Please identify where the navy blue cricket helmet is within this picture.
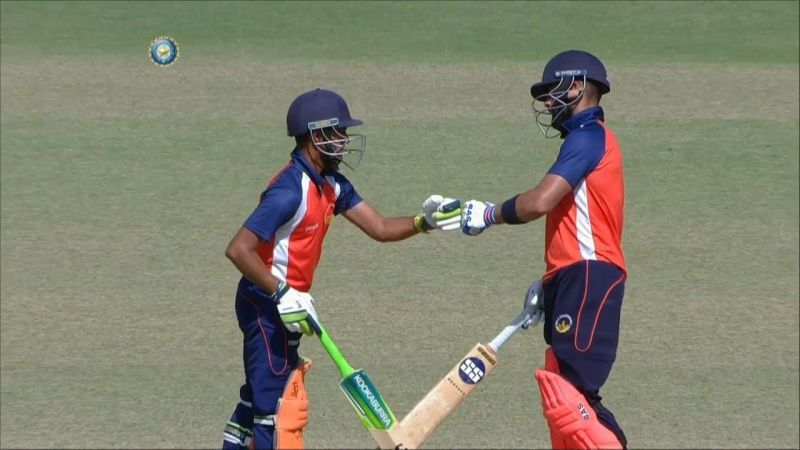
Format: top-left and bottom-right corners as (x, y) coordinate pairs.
(286, 88), (363, 137)
(530, 50), (610, 99)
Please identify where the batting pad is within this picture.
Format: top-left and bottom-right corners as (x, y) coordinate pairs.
(535, 369), (623, 450)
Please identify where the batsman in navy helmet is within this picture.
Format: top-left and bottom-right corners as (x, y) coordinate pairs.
(220, 88), (462, 449)
(460, 50), (628, 449)
(531, 49), (611, 138)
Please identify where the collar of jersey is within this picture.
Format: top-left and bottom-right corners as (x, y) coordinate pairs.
(291, 149), (326, 188)
(561, 106), (605, 135)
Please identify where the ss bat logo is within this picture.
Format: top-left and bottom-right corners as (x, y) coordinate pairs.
(458, 357), (486, 384)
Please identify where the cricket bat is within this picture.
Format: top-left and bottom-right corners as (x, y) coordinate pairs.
(314, 321), (409, 449)
(396, 308), (533, 448)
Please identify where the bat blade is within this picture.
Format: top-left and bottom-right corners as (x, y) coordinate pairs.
(399, 343), (498, 448)
(396, 309), (531, 448)
(339, 368), (398, 431)
(339, 369), (412, 448)
(315, 322), (409, 448)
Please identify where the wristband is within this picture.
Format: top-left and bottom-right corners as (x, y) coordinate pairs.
(501, 194), (523, 224)
(271, 280), (289, 303)
(413, 213), (432, 233)
(484, 204), (497, 226)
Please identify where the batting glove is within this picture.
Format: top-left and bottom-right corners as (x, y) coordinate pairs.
(414, 195), (462, 232)
(461, 199), (496, 236)
(273, 281), (320, 336)
(521, 279), (544, 330)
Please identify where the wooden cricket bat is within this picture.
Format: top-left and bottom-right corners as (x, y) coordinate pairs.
(395, 309), (533, 448)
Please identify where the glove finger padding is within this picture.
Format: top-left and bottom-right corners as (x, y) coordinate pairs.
(460, 200), (494, 236)
(434, 211), (462, 231)
(422, 195), (445, 215)
(439, 220), (462, 231)
(420, 195), (462, 232)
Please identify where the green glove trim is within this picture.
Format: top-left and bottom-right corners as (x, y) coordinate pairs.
(434, 208), (461, 221)
(280, 311), (307, 323)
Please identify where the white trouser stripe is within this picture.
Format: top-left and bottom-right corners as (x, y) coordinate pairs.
(254, 415), (275, 426)
(223, 433), (249, 446)
(239, 399), (252, 408)
(222, 434), (240, 444)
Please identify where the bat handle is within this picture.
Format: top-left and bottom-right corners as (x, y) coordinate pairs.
(487, 310), (531, 352)
(315, 323), (356, 377)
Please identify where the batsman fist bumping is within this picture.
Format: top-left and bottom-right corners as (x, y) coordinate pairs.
(460, 50), (627, 449)
(221, 88), (461, 450)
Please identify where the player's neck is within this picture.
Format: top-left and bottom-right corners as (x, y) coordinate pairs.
(571, 97), (599, 116)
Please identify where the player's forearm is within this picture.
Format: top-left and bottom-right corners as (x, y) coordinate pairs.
(369, 216), (419, 242)
(225, 247), (281, 295)
(491, 192), (547, 224)
(492, 176), (570, 224)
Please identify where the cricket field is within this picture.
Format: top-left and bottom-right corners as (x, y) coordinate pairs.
(1, 1), (798, 448)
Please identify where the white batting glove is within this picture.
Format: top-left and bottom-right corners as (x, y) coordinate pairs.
(521, 279), (544, 330)
(460, 199), (496, 236)
(273, 282), (320, 336)
(414, 195), (462, 232)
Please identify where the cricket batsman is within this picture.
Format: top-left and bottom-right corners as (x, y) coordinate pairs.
(221, 88), (460, 449)
(460, 50), (628, 449)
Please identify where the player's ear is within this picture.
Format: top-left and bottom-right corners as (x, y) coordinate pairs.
(311, 129), (324, 145)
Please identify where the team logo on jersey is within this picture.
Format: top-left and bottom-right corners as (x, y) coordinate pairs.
(148, 36), (180, 67)
(458, 357), (486, 384)
(325, 205), (335, 225)
(555, 314), (573, 333)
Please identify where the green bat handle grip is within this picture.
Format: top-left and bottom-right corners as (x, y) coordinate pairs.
(315, 322), (355, 377)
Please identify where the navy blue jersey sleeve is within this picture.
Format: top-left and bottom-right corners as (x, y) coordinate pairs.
(330, 173), (363, 214)
(547, 128), (606, 187)
(243, 184), (301, 241)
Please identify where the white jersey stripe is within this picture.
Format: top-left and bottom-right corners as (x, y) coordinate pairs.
(271, 174), (310, 281)
(574, 179), (597, 260)
(325, 175), (341, 200)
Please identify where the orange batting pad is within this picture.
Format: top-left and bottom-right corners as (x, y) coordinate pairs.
(535, 369), (622, 449)
(541, 348), (568, 449)
(275, 358), (312, 450)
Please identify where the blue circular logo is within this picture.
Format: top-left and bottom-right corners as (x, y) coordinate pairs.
(148, 36), (179, 67)
(458, 357), (486, 385)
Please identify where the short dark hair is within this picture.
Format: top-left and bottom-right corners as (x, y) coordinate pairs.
(295, 132), (311, 147)
(585, 80), (603, 102)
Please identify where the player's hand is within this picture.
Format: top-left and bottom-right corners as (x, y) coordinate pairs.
(521, 279), (544, 329)
(273, 282), (320, 336)
(414, 195), (462, 232)
(460, 199), (496, 236)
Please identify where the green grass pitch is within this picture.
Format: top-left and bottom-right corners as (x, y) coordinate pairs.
(1, 1), (798, 448)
